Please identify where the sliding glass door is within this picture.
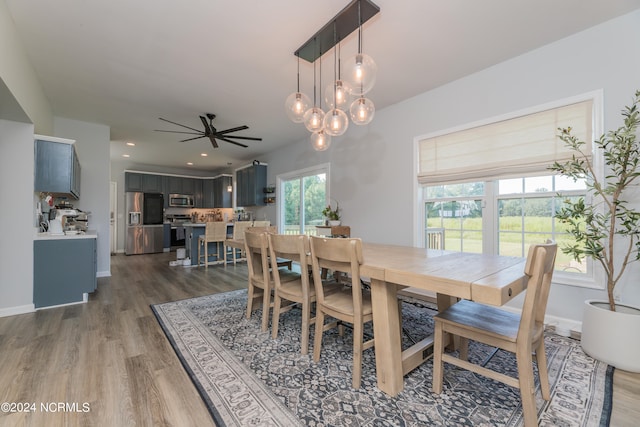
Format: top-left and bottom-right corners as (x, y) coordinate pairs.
(279, 165), (329, 235)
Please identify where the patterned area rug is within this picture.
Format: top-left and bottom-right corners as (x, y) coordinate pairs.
(151, 289), (613, 427)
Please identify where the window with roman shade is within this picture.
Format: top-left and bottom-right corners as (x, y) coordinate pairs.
(418, 100), (593, 185)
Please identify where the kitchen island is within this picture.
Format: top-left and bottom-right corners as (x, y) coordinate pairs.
(33, 230), (98, 308)
(183, 223), (233, 265)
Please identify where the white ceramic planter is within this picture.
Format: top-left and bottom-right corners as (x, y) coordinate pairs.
(581, 299), (640, 372)
(328, 220), (341, 226)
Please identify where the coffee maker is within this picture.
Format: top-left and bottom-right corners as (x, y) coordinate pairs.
(48, 208), (79, 234)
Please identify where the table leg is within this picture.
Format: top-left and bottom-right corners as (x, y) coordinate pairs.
(370, 278), (404, 396)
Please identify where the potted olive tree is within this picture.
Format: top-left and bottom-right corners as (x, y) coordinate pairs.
(550, 90), (640, 372)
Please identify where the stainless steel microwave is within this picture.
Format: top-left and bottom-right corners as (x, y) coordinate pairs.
(169, 194), (194, 207)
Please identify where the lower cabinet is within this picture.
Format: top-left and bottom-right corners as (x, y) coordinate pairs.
(34, 237), (97, 308)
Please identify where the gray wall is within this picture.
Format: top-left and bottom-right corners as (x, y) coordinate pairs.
(54, 117), (111, 276)
(260, 10), (640, 323)
(0, 118), (35, 315)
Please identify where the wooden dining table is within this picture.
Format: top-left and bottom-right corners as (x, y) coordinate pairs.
(359, 242), (528, 396)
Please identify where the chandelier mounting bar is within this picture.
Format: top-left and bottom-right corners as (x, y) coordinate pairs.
(295, 0), (380, 63)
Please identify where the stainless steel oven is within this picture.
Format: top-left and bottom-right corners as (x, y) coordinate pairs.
(169, 193), (194, 207)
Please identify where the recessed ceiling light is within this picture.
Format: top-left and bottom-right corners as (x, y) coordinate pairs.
(126, 142), (135, 146)
(122, 154), (130, 158)
(187, 162), (193, 166)
(201, 153), (208, 157)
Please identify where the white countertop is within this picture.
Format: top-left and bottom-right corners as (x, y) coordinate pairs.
(183, 222), (234, 227)
(34, 230), (98, 240)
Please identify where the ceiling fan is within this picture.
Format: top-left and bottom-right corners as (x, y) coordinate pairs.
(155, 113), (262, 148)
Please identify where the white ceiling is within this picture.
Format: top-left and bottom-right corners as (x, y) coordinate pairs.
(6, 0), (640, 172)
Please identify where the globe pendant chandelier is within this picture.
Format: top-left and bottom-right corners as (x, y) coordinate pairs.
(284, 0), (380, 151)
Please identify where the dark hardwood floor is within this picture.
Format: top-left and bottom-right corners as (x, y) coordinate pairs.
(0, 251), (637, 426)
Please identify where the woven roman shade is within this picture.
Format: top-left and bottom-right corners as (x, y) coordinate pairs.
(418, 100), (593, 185)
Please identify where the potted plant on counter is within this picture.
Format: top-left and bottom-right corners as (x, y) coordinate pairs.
(322, 201), (341, 226)
(550, 90), (640, 372)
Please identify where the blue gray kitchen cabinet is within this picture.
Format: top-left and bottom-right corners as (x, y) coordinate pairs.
(215, 175), (233, 208)
(142, 174), (163, 193)
(34, 136), (81, 199)
(125, 172), (164, 193)
(236, 164), (266, 206)
(125, 172), (143, 192)
(33, 237), (97, 308)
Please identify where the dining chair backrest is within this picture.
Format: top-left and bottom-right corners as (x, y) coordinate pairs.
(518, 240), (558, 343)
(246, 226), (277, 235)
(268, 233), (309, 266)
(244, 229), (270, 280)
(309, 236), (364, 307)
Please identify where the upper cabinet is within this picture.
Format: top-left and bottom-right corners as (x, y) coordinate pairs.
(236, 164), (266, 206)
(124, 171), (234, 208)
(34, 136), (81, 199)
(125, 172), (162, 193)
(201, 175), (232, 208)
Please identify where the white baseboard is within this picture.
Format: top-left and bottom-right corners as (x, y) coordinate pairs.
(35, 299), (86, 311)
(97, 270), (111, 278)
(0, 304), (35, 318)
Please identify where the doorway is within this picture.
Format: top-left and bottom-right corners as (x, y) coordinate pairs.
(110, 181), (117, 254)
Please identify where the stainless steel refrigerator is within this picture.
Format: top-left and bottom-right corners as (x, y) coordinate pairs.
(125, 192), (164, 255)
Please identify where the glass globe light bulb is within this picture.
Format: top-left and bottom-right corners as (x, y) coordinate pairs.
(323, 108), (349, 136)
(303, 107), (325, 133)
(311, 130), (332, 151)
(324, 80), (352, 111)
(285, 91), (311, 123)
(349, 97), (375, 125)
(344, 53), (377, 96)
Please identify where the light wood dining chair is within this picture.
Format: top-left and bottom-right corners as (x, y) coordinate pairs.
(432, 241), (557, 427)
(309, 236), (374, 389)
(244, 230), (298, 332)
(223, 221), (252, 266)
(268, 234), (323, 355)
(197, 222), (228, 268)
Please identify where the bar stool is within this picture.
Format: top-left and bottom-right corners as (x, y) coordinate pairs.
(198, 222), (227, 268)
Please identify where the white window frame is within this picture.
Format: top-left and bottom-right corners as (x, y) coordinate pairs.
(413, 91), (605, 290)
(276, 163), (330, 234)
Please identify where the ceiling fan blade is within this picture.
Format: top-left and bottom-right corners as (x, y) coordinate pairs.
(200, 116), (213, 135)
(221, 135), (262, 141)
(154, 129), (203, 135)
(217, 125), (249, 134)
(180, 135), (206, 142)
(158, 117), (202, 133)
(208, 135), (219, 148)
(217, 136), (248, 148)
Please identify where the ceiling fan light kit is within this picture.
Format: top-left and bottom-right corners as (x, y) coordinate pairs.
(285, 0), (380, 151)
(155, 113), (262, 150)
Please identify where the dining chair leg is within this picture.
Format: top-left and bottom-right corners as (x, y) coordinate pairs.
(459, 337), (469, 361)
(432, 322), (444, 394)
(352, 319), (364, 389)
(300, 301), (311, 355)
(246, 284), (257, 319)
(261, 286), (271, 332)
(516, 348), (538, 427)
(535, 341), (551, 401)
(313, 311), (325, 362)
(271, 293), (282, 340)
